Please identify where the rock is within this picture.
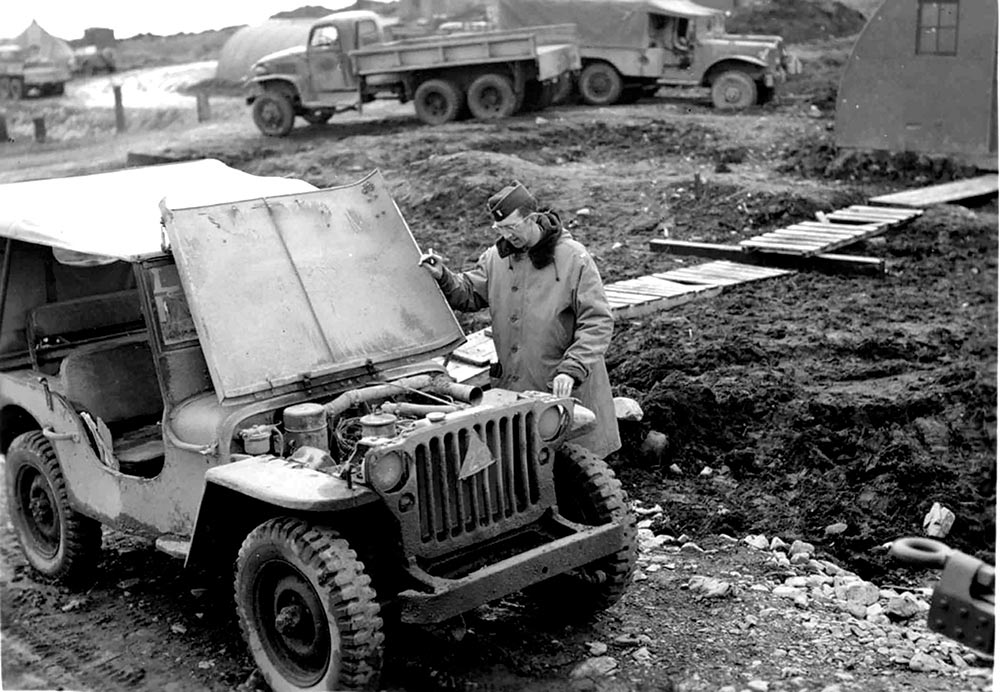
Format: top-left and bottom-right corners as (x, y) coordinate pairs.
(744, 534), (769, 550)
(908, 651), (944, 672)
(769, 537), (789, 552)
(718, 533), (738, 543)
(784, 576), (809, 588)
(640, 430), (668, 460)
(586, 641), (608, 656)
(668, 463), (683, 475)
(613, 397), (643, 422)
(637, 518), (654, 530)
(819, 559), (849, 576)
(949, 652), (969, 669)
(699, 465), (713, 476)
(819, 685), (842, 692)
(885, 593), (923, 621)
(677, 534), (690, 543)
(569, 656), (617, 678)
(807, 104), (822, 118)
(923, 502), (956, 538)
(632, 647), (653, 663)
(789, 540), (815, 558)
(189, 588), (209, 599)
(170, 623), (187, 634)
(790, 552), (811, 565)
(773, 585), (803, 600)
(680, 541), (705, 553)
(575, 208), (592, 217)
(60, 598), (86, 612)
(118, 578), (142, 590)
(865, 603), (884, 619)
(633, 503), (663, 516)
(747, 680), (769, 692)
(771, 552), (791, 568)
(842, 602), (868, 620)
(197, 660), (214, 669)
(688, 575), (732, 599)
(637, 528), (669, 551)
(534, 116), (549, 125)
(838, 581), (880, 606)
(824, 522), (848, 536)
(632, 571), (648, 582)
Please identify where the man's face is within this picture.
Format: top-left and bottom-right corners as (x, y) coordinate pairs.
(493, 209), (541, 249)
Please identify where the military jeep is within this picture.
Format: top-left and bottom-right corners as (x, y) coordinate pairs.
(0, 160), (637, 690)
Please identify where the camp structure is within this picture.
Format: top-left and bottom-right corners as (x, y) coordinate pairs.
(835, 0), (997, 170)
(13, 20), (75, 70)
(215, 19), (315, 83)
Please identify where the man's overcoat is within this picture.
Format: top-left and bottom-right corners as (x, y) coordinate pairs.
(437, 228), (620, 458)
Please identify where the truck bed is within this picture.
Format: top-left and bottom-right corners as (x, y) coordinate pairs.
(352, 23), (580, 81)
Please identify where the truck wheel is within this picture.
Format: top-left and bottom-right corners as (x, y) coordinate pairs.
(579, 63), (623, 106)
(5, 431), (102, 582)
(413, 79), (463, 125)
(531, 443), (638, 619)
(467, 73), (517, 120)
(235, 517), (384, 692)
(301, 109), (334, 125)
(253, 92), (296, 137)
(711, 70), (757, 110)
(9, 77), (24, 101)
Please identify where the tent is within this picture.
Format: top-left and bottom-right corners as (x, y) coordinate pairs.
(215, 19), (315, 83)
(15, 20), (74, 68)
(835, 0), (997, 170)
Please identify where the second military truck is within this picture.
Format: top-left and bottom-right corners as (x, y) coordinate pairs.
(246, 10), (580, 136)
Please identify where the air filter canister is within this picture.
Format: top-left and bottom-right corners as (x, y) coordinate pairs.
(360, 413), (398, 439)
(283, 403), (329, 452)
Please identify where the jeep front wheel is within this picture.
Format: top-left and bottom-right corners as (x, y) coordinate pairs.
(532, 443), (638, 619)
(6, 431), (102, 582)
(711, 70), (757, 110)
(253, 92), (296, 136)
(578, 62), (623, 106)
(235, 517), (384, 691)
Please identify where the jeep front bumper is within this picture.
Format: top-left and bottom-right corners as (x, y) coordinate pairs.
(397, 518), (624, 624)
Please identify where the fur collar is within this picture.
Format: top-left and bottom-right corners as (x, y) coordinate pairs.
(495, 209), (562, 268)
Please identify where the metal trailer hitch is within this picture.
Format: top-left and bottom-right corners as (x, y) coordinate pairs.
(891, 537), (995, 654)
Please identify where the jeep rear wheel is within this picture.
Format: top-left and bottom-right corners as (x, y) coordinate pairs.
(711, 69), (757, 110)
(413, 79), (463, 126)
(235, 517), (384, 691)
(579, 62), (623, 106)
(253, 91), (295, 137)
(6, 431), (102, 582)
(532, 443), (638, 618)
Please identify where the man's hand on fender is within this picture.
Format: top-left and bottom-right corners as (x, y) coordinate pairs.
(552, 373), (574, 397)
(418, 247), (445, 280)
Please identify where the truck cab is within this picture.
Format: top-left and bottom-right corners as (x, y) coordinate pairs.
(0, 160), (636, 691)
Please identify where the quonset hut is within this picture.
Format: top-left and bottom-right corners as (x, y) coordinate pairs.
(834, 0), (998, 169)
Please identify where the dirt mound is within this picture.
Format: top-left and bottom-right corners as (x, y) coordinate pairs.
(728, 0), (868, 44)
(611, 205), (997, 579)
(779, 131), (982, 184)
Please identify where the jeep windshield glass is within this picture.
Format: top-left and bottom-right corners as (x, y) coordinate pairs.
(163, 170), (466, 404)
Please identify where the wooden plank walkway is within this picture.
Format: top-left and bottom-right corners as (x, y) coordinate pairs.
(446, 260), (792, 384)
(739, 205), (922, 256)
(869, 174), (999, 208)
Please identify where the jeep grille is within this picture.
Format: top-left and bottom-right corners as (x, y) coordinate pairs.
(414, 412), (539, 546)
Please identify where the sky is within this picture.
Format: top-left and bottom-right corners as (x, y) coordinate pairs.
(6, 1), (365, 40)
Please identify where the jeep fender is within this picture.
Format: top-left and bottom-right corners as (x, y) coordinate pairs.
(245, 76), (303, 104)
(702, 57), (768, 86)
(185, 455), (378, 569)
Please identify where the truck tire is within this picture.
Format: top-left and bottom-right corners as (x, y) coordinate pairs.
(253, 91), (296, 137)
(711, 70), (757, 110)
(413, 79), (463, 125)
(9, 77), (23, 101)
(578, 63), (623, 106)
(235, 517), (384, 691)
(5, 431), (102, 583)
(466, 73), (518, 120)
(529, 443), (638, 619)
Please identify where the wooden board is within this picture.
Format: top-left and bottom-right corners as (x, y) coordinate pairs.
(649, 239), (885, 276)
(869, 175), (998, 207)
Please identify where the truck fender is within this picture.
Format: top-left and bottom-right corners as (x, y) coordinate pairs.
(703, 57), (767, 86)
(185, 455), (378, 570)
(245, 76), (302, 104)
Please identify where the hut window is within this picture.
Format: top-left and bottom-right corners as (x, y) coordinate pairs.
(916, 1), (959, 56)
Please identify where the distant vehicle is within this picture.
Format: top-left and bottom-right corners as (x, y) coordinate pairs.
(245, 9), (581, 136)
(0, 43), (71, 99)
(73, 45), (116, 76)
(498, 0), (799, 109)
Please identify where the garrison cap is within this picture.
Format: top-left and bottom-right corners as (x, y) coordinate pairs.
(487, 181), (537, 222)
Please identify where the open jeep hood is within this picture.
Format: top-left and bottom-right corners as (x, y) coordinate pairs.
(162, 170), (466, 404)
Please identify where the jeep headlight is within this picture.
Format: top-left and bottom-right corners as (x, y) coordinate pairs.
(366, 451), (407, 492)
(537, 404), (568, 441)
(253, 63), (270, 76)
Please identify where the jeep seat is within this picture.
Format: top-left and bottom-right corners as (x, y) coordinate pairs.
(58, 341), (162, 425)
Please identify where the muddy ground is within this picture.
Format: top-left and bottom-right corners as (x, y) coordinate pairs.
(0, 5), (996, 690)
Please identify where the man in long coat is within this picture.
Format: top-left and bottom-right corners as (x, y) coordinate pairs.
(419, 181), (620, 458)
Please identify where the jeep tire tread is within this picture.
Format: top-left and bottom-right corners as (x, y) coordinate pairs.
(253, 91), (296, 136)
(532, 443), (638, 618)
(578, 62), (623, 106)
(6, 431), (102, 582)
(710, 69), (757, 110)
(235, 517), (384, 691)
